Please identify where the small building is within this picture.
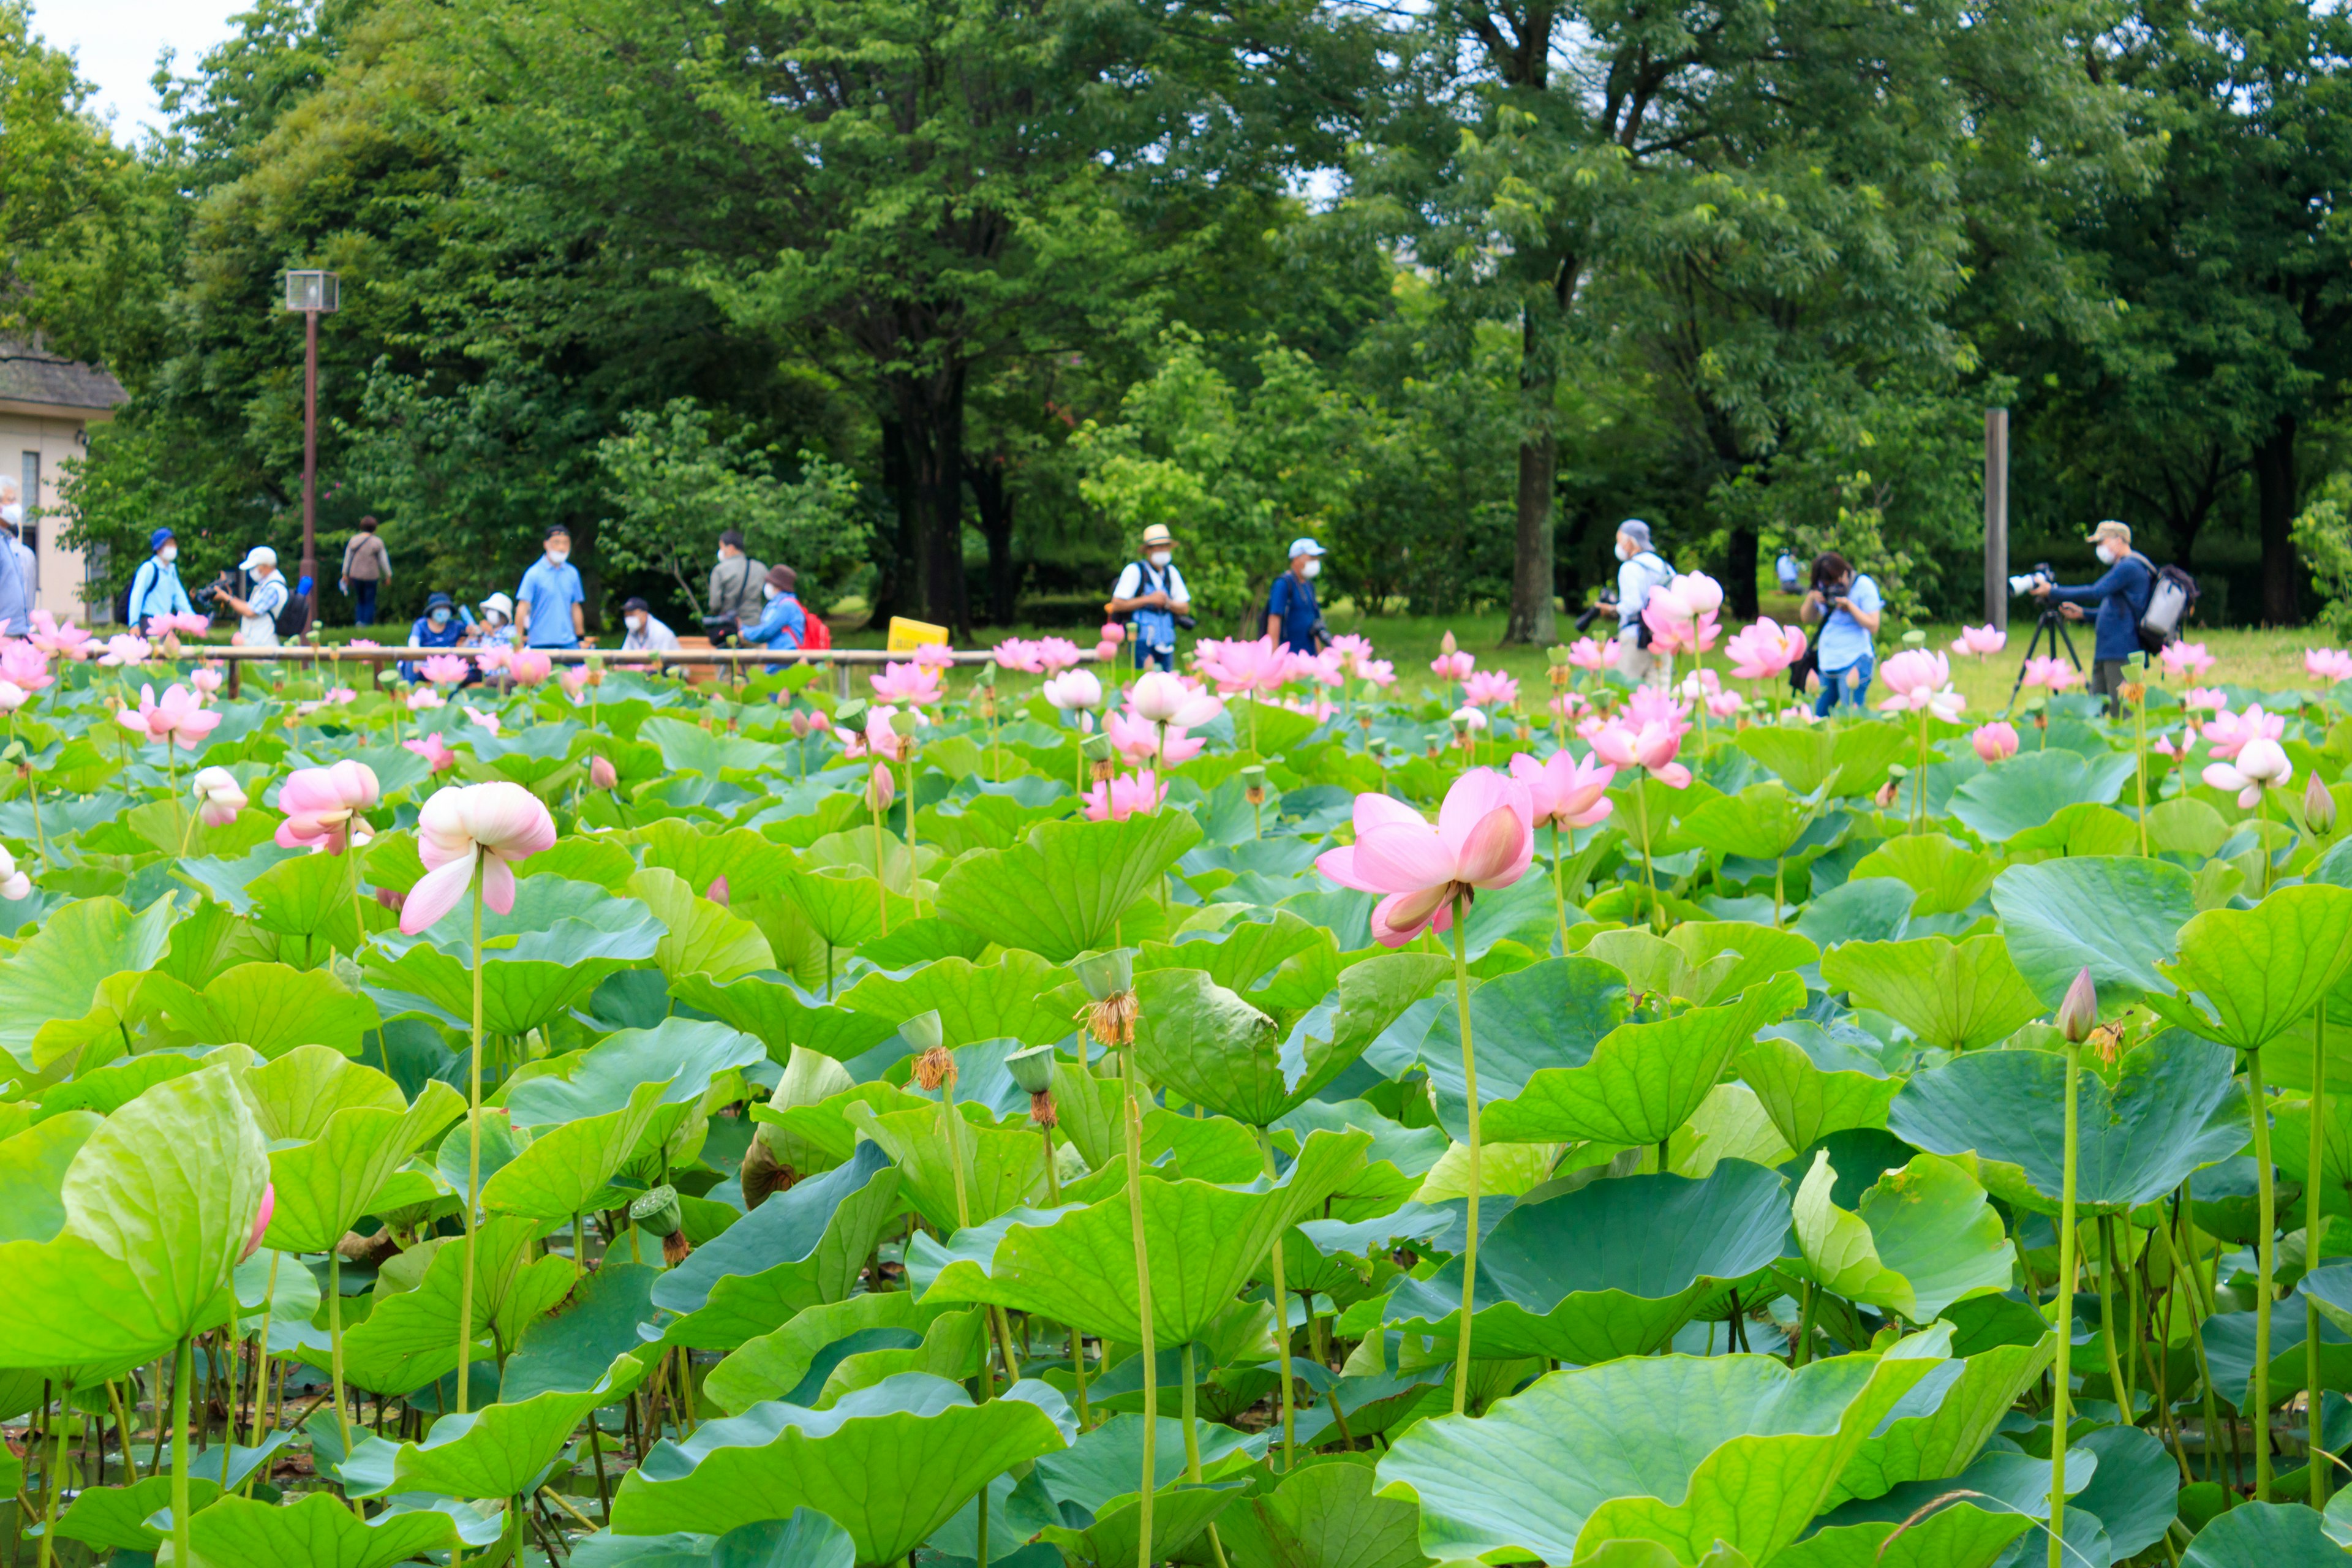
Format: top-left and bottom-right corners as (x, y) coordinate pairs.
(0, 336), (124, 624)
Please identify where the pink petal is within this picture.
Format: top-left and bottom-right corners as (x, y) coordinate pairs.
(480, 856), (518, 916)
(1371, 882), (1455, 947)
(1351, 822), (1459, 894)
(1352, 793), (1427, 838)
(400, 855), (475, 935)
(1455, 805), (1532, 887)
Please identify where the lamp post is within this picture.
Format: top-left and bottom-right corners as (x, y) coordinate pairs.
(284, 270), (339, 631)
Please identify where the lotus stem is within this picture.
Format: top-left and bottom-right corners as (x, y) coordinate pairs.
(1120, 1041), (1155, 1568)
(1913, 708), (1929, 835)
(872, 806), (891, 935)
(1256, 1126), (1297, 1471)
(902, 753), (920, 921)
(1633, 782), (1660, 934)
(1450, 896), (1480, 1416)
(2049, 1035), (2081, 1568)
(36, 1377), (70, 1568)
(171, 1337), (194, 1568)
(349, 832), (368, 959)
(2133, 696), (2149, 858)
(2095, 1218), (2129, 1416)
(457, 874), (485, 1419)
(329, 1250), (356, 1468)
(1548, 823), (1568, 955)
(2249, 1039), (2275, 1501)
(2315, 999), (2331, 1510)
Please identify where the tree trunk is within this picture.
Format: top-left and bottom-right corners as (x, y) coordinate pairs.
(1725, 526), (1758, 620)
(872, 417), (914, 624)
(888, 372), (973, 637)
(965, 453), (1020, 627)
(1505, 298), (1559, 646)
(2255, 413), (2301, 625)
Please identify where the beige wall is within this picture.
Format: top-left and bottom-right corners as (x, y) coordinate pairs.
(0, 407), (106, 623)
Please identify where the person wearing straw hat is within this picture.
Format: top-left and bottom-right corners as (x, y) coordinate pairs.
(2029, 519), (2155, 717)
(1108, 523), (1191, 671)
(220, 546), (288, 650)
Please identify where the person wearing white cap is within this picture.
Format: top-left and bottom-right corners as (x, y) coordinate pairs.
(0, 478), (26, 637)
(1611, 519), (1674, 689)
(1265, 537), (1327, 654)
(221, 546), (288, 650)
(1107, 522), (1191, 671)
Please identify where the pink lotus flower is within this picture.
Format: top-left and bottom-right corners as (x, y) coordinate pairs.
(590, 754), (619, 790)
(912, 643), (956, 672)
(1359, 658), (1396, 688)
(149, 611), (213, 638)
(1194, 637), (1294, 696)
(1509, 750), (1615, 829)
(1464, 669), (1520, 709)
(1430, 647), (1476, 682)
(1329, 633), (1375, 671)
(1043, 669), (1104, 720)
(28, 612), (92, 660)
(845, 705), (910, 761)
(1727, 619), (1808, 680)
(1588, 714), (1692, 790)
(464, 705), (502, 736)
(2202, 704), (2285, 761)
(1705, 690), (1743, 718)
(192, 765), (247, 827)
(241, 1185), (274, 1264)
(1641, 573), (1725, 657)
(866, 762), (895, 813)
(407, 686), (446, 712)
(509, 649), (553, 686)
(403, 732), (459, 774)
(1315, 769), (1534, 948)
(421, 654), (472, 686)
(1284, 694), (1337, 722)
(1034, 637), (1083, 673)
(2023, 657), (2081, 693)
(790, 708), (831, 738)
(2205, 737), (2293, 809)
(2153, 733), (2181, 758)
(1094, 639), (1121, 662)
(117, 683), (222, 745)
(992, 638), (1044, 674)
(559, 668), (589, 700)
(1549, 692), (1585, 720)
(0, 846), (28, 901)
(1566, 636), (1615, 672)
(1449, 706), (1490, 732)
(1084, 769), (1167, 821)
(475, 644), (513, 674)
(1971, 722), (2019, 763)
(190, 668), (223, 695)
(1129, 671), (1222, 728)
(0, 681), (23, 713)
(871, 660), (945, 706)
(2160, 641), (2214, 680)
(1099, 622), (1125, 644)
(401, 781), (559, 933)
(275, 761), (382, 854)
(1302, 649), (1348, 688)
(2185, 687), (2227, 712)
(1950, 624), (2007, 658)
(2309, 649), (2352, 685)
(0, 643), (51, 690)
(1106, 709), (1163, 768)
(1625, 687), (1693, 738)
(1876, 649), (1966, 722)
(348, 639), (383, 652)
(98, 633), (151, 668)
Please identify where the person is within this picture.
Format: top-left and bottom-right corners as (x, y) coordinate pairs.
(341, 516), (391, 626)
(127, 528), (195, 628)
(1107, 523), (1192, 672)
(0, 480), (24, 637)
(1775, 550), (1802, 594)
(220, 546), (288, 650)
(1265, 538), (1327, 655)
(470, 592), (520, 652)
(516, 524), (586, 649)
(0, 478), (31, 605)
(619, 595), (681, 653)
(2031, 519), (2155, 717)
(399, 591), (471, 681)
(1611, 519), (1675, 689)
(709, 529), (769, 628)
(1800, 551), (1882, 715)
(744, 564), (806, 673)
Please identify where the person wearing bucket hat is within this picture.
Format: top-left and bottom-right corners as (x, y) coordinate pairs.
(127, 527), (196, 631)
(2029, 519), (2155, 715)
(744, 563), (807, 672)
(220, 546), (288, 650)
(1107, 522), (1192, 671)
(400, 590), (471, 682)
(1265, 537), (1327, 654)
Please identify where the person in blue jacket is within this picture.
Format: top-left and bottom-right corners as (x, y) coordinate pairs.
(127, 529), (197, 629)
(2029, 519), (2154, 717)
(744, 564), (806, 673)
(1265, 538), (1326, 654)
(399, 592), (472, 682)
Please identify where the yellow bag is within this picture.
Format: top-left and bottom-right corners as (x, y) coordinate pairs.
(886, 617), (951, 652)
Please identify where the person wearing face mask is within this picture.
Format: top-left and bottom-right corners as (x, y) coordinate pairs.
(399, 591), (471, 682)
(470, 592), (518, 650)
(1799, 551), (1882, 715)
(1107, 524), (1192, 672)
(0, 479), (24, 638)
(618, 595), (681, 654)
(744, 564), (807, 673)
(127, 528), (196, 630)
(516, 524), (587, 649)
(2029, 519), (2155, 716)
(1265, 538), (1327, 654)
(708, 530), (769, 629)
(339, 516), (391, 626)
(1611, 519), (1676, 690)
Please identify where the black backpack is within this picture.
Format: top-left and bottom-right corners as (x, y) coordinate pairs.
(2133, 555), (2197, 656)
(273, 587), (312, 639)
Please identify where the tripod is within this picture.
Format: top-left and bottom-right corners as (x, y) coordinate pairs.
(2004, 606), (2084, 710)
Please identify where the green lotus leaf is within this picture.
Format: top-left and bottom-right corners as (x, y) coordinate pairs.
(482, 1079), (672, 1221)
(246, 848), (364, 954)
(810, 1305), (990, 1406)
(1847, 834), (1997, 917)
(908, 1128), (1371, 1343)
(609, 1371), (1075, 1559)
(1948, 747), (2135, 842)
(258, 1052), (466, 1253)
(364, 914), (663, 1036)
(2210, 1282), (2352, 1411)
(1477, 974), (1806, 1147)
(2150, 884), (2352, 1052)
(1402, 957), (1626, 1136)
(1825, 1336), (2052, 1506)
(1819, 934), (2043, 1053)
(1033, 1411), (1268, 1515)
(375, 1350), (649, 1498)
(1138, 908), (1343, 1013)
(1583, 922), (1822, 1008)
(2272, 1093), (2352, 1218)
(638, 819), (797, 900)
(648, 1141), (903, 1349)
(672, 971), (906, 1063)
(30, 1052), (198, 1121)
(1888, 1030), (2247, 1212)
(839, 951), (1076, 1046)
(1792, 1150), (2014, 1324)
(1373, 1338), (1947, 1564)
(178, 1490), (463, 1567)
(1989, 857), (2196, 1005)
(1780, 1448), (2065, 1568)
(334, 1218), (573, 1393)
(1569, 1544), (1754, 1568)
(842, 1099), (1046, 1232)
(774, 864), (917, 951)
(54, 1475), (223, 1553)
(1381, 1161), (1790, 1363)
(2181, 1500), (2346, 1566)
(1676, 782), (1833, 863)
(1139, 952), (1449, 1129)
(138, 959), (380, 1058)
(0, 894), (175, 1071)
(704, 1291), (952, 1415)
(2068, 1423), (2180, 1559)
(504, 1017), (765, 1126)
(503, 1259), (660, 1404)
(1218, 1456), (1434, 1568)
(936, 810), (1203, 962)
(1735, 1025), (1901, 1153)
(1039, 1481), (1247, 1568)
(0, 1111), (102, 1243)
(641, 714), (786, 776)
(1794, 877), (1917, 949)
(755, 1082), (934, 1175)
(630, 866), (777, 982)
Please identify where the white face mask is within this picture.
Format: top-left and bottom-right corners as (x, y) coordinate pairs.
(1148, 551), (1172, 568)
(1302, 559), (1321, 579)
(1615, 541), (1632, 562)
(160, 545), (178, 564)
(627, 614), (646, 632)
(717, 549), (731, 564)
(547, 546), (569, 565)
(763, 583), (779, 601)
(2095, 543), (2116, 564)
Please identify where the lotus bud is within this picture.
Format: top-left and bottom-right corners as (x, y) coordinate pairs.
(902, 1008), (947, 1059)
(706, 875), (730, 907)
(1006, 1043), (1057, 1095)
(241, 1185), (276, 1264)
(1440, 630), (1457, 657)
(1240, 764), (1267, 807)
(2309, 772), (2337, 837)
(590, 754), (619, 791)
(740, 1133), (792, 1210)
(630, 1184), (690, 1265)
(866, 762), (894, 814)
(2057, 968), (2097, 1044)
(790, 710), (812, 740)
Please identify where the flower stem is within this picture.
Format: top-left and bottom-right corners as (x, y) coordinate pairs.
(1450, 897), (1480, 1416)
(2134, 698), (2150, 858)
(1549, 822), (1568, 955)
(1256, 1126), (1297, 1471)
(1632, 782), (1660, 934)
(2315, 1000), (2332, 1510)
(330, 1250), (355, 1466)
(902, 753), (921, 921)
(2049, 1036), (2081, 1568)
(872, 805), (891, 936)
(37, 1377), (70, 1568)
(456, 873), (484, 1419)
(1120, 1041), (1156, 1568)
(2250, 1040), (2275, 1501)
(171, 1337), (194, 1568)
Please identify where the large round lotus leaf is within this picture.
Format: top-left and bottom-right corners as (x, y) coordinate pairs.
(908, 1129), (1370, 1343)
(1735, 1025), (1901, 1153)
(265, 1077), (466, 1253)
(364, 921), (662, 1036)
(177, 1490), (462, 1568)
(1782, 1446), (2075, 1568)
(672, 972), (906, 1063)
(1137, 908), (1340, 1014)
(1818, 934), (2044, 1053)
(1824, 1336), (2054, 1507)
(1793, 876), (1917, 949)
(1848, 834), (1997, 917)
(2199, 1284), (2352, 1412)
(842, 1099), (1047, 1232)
(1372, 1341), (1945, 1564)
(1989, 857), (2196, 1006)
(2181, 1500), (2345, 1566)
(1411, 956), (1626, 1137)
(609, 1372), (1074, 1560)
(2152, 884), (2352, 1052)
(1886, 1031), (2247, 1213)
(2068, 1423), (2180, 1559)
(380, 1351), (649, 1499)
(1676, 784), (1832, 863)
(0, 894), (175, 1072)
(1583, 921), (1820, 1008)
(627, 866), (777, 982)
(503, 1017), (765, 1126)
(138, 959), (382, 1059)
(330, 1216), (572, 1395)
(935, 811), (1202, 962)
(1948, 748), (2135, 843)
(1039, 1482), (1249, 1568)
(1791, 1150), (2013, 1325)
(839, 951), (1075, 1047)
(1216, 1457), (1433, 1568)
(1379, 1160), (1791, 1363)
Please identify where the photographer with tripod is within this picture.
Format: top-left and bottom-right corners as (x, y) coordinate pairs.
(2026, 520), (2152, 718)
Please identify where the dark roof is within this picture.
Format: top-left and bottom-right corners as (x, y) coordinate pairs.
(0, 339), (126, 412)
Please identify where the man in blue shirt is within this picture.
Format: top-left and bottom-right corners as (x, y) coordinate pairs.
(745, 563), (807, 673)
(516, 524), (586, 649)
(127, 529), (196, 629)
(2030, 519), (2154, 717)
(1265, 538), (1325, 654)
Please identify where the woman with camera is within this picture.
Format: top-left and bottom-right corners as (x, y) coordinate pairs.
(1799, 552), (1882, 716)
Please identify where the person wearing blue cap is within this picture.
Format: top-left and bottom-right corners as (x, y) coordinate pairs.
(127, 528), (195, 631)
(1265, 537), (1327, 655)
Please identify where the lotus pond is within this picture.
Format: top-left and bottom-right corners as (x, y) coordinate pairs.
(7, 616), (2352, 1568)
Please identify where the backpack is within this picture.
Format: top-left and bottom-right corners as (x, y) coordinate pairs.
(1626, 551), (1674, 649)
(114, 571), (138, 628)
(2135, 556), (2196, 656)
(273, 587), (311, 640)
(800, 605), (831, 651)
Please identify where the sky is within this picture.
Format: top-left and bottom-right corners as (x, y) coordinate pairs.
(39, 0), (246, 140)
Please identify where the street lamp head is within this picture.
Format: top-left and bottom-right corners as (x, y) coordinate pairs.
(284, 270), (340, 314)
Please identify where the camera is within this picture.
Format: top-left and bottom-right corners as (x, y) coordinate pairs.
(1572, 587), (1619, 635)
(2008, 564), (2055, 597)
(699, 613), (741, 646)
